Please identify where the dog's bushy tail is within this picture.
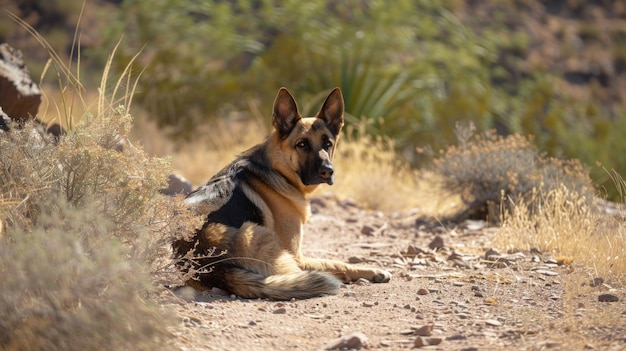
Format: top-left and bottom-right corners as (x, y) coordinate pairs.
(222, 268), (341, 300)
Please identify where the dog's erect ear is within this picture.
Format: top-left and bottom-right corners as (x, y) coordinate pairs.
(272, 87), (301, 137)
(316, 87), (344, 136)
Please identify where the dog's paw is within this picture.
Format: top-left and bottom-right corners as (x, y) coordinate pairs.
(372, 269), (392, 283)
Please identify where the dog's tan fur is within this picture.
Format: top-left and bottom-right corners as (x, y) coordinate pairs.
(173, 87), (391, 300)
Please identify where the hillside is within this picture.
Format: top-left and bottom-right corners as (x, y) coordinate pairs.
(454, 0), (626, 114)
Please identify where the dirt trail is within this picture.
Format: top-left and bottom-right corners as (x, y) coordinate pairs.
(163, 196), (625, 351)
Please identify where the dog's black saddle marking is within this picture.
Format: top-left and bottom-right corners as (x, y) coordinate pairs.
(185, 160), (264, 227)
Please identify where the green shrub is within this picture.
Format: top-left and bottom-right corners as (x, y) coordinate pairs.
(96, 1), (471, 141)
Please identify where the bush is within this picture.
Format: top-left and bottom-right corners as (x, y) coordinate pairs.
(0, 199), (168, 351)
(0, 111), (199, 350)
(431, 124), (595, 221)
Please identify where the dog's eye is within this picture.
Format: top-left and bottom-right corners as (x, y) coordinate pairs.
(296, 140), (308, 149)
(323, 140), (333, 149)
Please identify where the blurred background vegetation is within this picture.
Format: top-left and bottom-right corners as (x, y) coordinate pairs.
(2, 0), (626, 200)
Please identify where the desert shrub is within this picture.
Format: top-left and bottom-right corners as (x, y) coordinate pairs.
(0, 28), (201, 346)
(431, 124), (595, 221)
(0, 109), (201, 349)
(0, 199), (169, 351)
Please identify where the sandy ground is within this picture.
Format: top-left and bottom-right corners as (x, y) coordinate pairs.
(160, 196), (625, 351)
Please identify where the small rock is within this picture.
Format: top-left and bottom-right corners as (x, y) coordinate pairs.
(324, 332), (368, 350)
(414, 337), (442, 347)
(484, 248), (501, 260)
(413, 325), (433, 336)
(446, 334), (467, 341)
(427, 338), (443, 346)
(417, 288), (429, 295)
(361, 225), (376, 236)
(471, 285), (484, 297)
(429, 236), (444, 250)
(413, 337), (426, 347)
(273, 308), (287, 314)
(485, 319), (502, 327)
(598, 294), (619, 302)
(589, 277), (604, 287)
(348, 256), (365, 263)
(464, 219), (486, 231)
(362, 301), (376, 307)
(406, 244), (425, 255)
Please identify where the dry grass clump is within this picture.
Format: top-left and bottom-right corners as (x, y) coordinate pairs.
(431, 124), (595, 221)
(496, 184), (626, 284)
(317, 125), (423, 212)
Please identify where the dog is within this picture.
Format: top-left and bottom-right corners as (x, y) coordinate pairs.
(173, 87), (392, 300)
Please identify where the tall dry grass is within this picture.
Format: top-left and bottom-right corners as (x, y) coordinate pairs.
(496, 183), (626, 284)
(323, 124), (444, 212)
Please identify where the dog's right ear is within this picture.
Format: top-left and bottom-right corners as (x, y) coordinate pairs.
(272, 87), (301, 137)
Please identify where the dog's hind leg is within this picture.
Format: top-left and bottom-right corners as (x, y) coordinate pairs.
(298, 257), (392, 283)
(213, 223), (341, 300)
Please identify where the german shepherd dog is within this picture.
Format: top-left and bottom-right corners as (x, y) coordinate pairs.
(173, 87), (391, 300)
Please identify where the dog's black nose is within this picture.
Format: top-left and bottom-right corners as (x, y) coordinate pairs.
(319, 164), (334, 179)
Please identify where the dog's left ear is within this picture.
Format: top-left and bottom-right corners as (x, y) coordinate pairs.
(273, 87), (301, 137)
(316, 87), (344, 136)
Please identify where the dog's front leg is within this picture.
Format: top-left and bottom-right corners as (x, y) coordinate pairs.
(298, 256), (391, 283)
